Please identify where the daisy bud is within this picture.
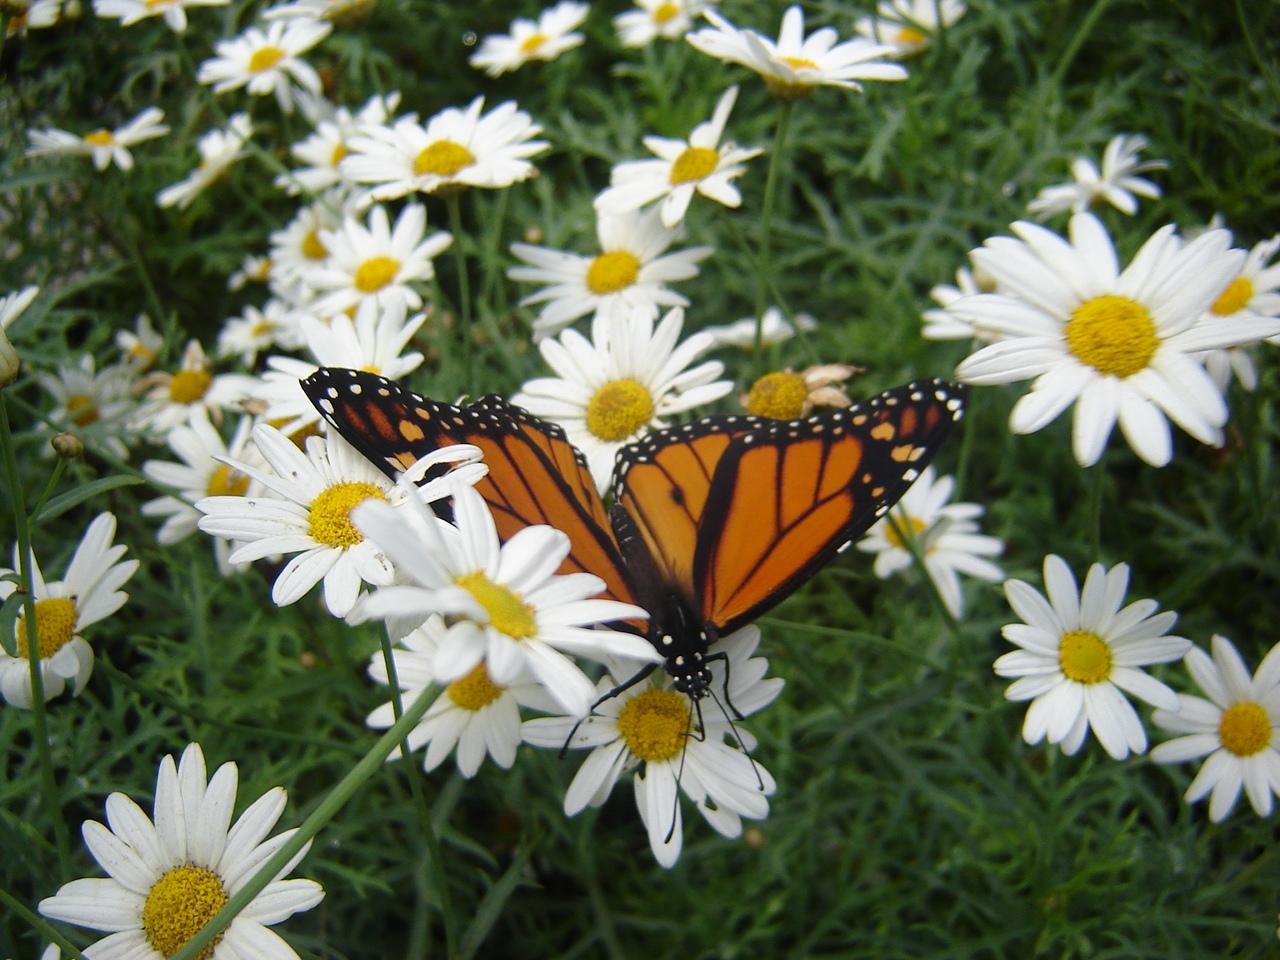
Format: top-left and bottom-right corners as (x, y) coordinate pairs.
(51, 432), (84, 459)
(0, 328), (18, 388)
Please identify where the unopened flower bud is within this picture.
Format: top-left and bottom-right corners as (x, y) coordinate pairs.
(0, 329), (18, 388)
(51, 432), (84, 459)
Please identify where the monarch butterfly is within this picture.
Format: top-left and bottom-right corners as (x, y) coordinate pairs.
(302, 368), (966, 701)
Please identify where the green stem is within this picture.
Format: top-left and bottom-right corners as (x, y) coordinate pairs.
(754, 101), (795, 369)
(886, 510), (963, 645)
(447, 192), (474, 386)
(1085, 454), (1106, 558)
(0, 885), (86, 960)
(1050, 0), (1114, 86)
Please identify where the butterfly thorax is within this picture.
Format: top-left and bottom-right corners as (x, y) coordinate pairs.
(647, 590), (716, 699)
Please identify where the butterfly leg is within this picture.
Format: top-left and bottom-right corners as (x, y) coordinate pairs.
(703, 650), (745, 721)
(558, 661), (660, 758)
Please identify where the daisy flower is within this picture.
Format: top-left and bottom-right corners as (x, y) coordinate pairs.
(263, 0), (375, 23)
(275, 92), (400, 196)
(855, 466), (1003, 618)
(741, 362), (858, 419)
(0, 285), (38, 386)
(197, 425), (484, 617)
(993, 554), (1189, 760)
(267, 194), (346, 298)
(700, 305), (816, 349)
(1199, 234), (1280, 391)
(306, 203), (452, 325)
(468, 0), (589, 77)
(115, 313), (165, 370)
(366, 614), (559, 777)
(38, 743), (324, 960)
(686, 5), (907, 100)
(35, 355), (136, 460)
(350, 482), (659, 717)
(615, 0), (711, 47)
(217, 299), (302, 366)
(0, 513), (137, 708)
(93, 0), (228, 32)
(156, 113), (252, 210)
(952, 212), (1280, 467)
(594, 85), (762, 228)
(132, 339), (255, 437)
(522, 626), (782, 868)
(921, 264), (1001, 341)
(1027, 133), (1167, 219)
(26, 106), (169, 172)
(341, 97), (549, 202)
(197, 20), (331, 115)
(852, 0), (966, 59)
(512, 306), (732, 492)
(1152, 635), (1280, 821)
(508, 207), (713, 339)
(228, 253), (274, 291)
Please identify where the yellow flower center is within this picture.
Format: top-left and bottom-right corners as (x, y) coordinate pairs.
(883, 513), (927, 550)
(141, 865), (228, 960)
(15, 597), (78, 659)
(585, 378), (654, 442)
(84, 129), (115, 147)
(1210, 276), (1253, 317)
(66, 394), (99, 427)
(329, 142), (348, 168)
(413, 139), (476, 178)
(456, 571), (537, 639)
(446, 662), (506, 711)
(248, 46), (286, 73)
(129, 342), (157, 364)
(763, 59), (819, 101)
(745, 371), (808, 419)
(169, 370), (212, 404)
(519, 32), (548, 55)
(616, 688), (690, 762)
(669, 145), (720, 185)
(1218, 701), (1272, 757)
(206, 463), (249, 497)
(1058, 630), (1112, 684)
(653, 2), (679, 24)
(780, 55), (818, 70)
(353, 256), (401, 294)
(1064, 294), (1158, 378)
(585, 250), (640, 295)
(302, 228), (328, 260)
(144, 0), (174, 8)
(894, 26), (927, 46)
(307, 482), (386, 547)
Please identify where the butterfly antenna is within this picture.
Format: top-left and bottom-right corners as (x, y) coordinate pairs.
(559, 662), (659, 759)
(707, 685), (766, 792)
(664, 700), (695, 844)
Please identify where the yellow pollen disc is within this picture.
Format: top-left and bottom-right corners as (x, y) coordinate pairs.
(780, 55), (818, 70)
(895, 26), (927, 45)
(456, 571), (537, 639)
(446, 662), (506, 711)
(301, 228), (328, 260)
(745, 371), (808, 420)
(1064, 294), (1158, 378)
(519, 32), (548, 55)
(669, 145), (720, 185)
(144, 0), (174, 7)
(653, 2), (679, 24)
(883, 513), (927, 550)
(16, 597), (78, 659)
(169, 369), (212, 404)
(66, 394), (99, 427)
(585, 250), (640, 295)
(413, 139), (476, 177)
(353, 256), (401, 294)
(1058, 630), (1112, 684)
(1210, 276), (1253, 316)
(617, 688), (690, 762)
(129, 342), (157, 362)
(84, 129), (115, 147)
(141, 865), (228, 960)
(307, 482), (386, 548)
(249, 319), (275, 337)
(330, 142), (349, 167)
(585, 378), (654, 442)
(206, 463), (249, 497)
(1218, 701), (1272, 757)
(248, 45), (286, 73)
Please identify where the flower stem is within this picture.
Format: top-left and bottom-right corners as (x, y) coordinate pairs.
(886, 511), (963, 644)
(0, 884), (86, 960)
(447, 192), (473, 386)
(754, 100), (795, 369)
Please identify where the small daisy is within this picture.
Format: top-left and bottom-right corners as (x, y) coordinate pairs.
(35, 355), (136, 460)
(1152, 635), (1280, 821)
(275, 92), (400, 195)
(366, 614), (559, 777)
(595, 85), (762, 228)
(93, 0), (228, 32)
(350, 483), (659, 717)
(701, 305), (816, 349)
(228, 253), (274, 290)
(741, 362), (858, 419)
(132, 339), (254, 437)
(921, 264), (1001, 341)
(993, 554), (1189, 760)
(615, 0), (710, 47)
(686, 5), (907, 100)
(522, 626), (782, 868)
(197, 425), (484, 617)
(38, 742), (324, 959)
(341, 97), (549, 202)
(306, 203), (452, 325)
(855, 466), (1003, 618)
(469, 0), (589, 77)
(0, 513), (137, 708)
(263, 0), (375, 23)
(217, 299), (302, 366)
(853, 0), (966, 59)
(0, 285), (38, 386)
(197, 20), (331, 115)
(1199, 234), (1280, 391)
(115, 313), (165, 370)
(512, 306), (732, 492)
(26, 106), (169, 172)
(267, 194), (346, 298)
(953, 213), (1280, 467)
(508, 207), (713, 339)
(156, 113), (252, 210)
(1027, 134), (1167, 219)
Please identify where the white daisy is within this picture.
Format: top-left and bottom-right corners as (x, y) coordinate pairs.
(741, 363), (858, 419)
(522, 625), (782, 868)
(594, 85), (762, 227)
(366, 614), (559, 777)
(1152, 635), (1280, 822)
(38, 743), (324, 960)
(93, 0), (228, 32)
(0, 285), (38, 386)
(921, 264), (1003, 341)
(115, 313), (165, 370)
(26, 106), (169, 172)
(197, 19), (331, 114)
(852, 0), (966, 59)
(341, 96), (549, 202)
(306, 203), (452, 325)
(511, 306), (732, 492)
(700, 305), (816, 349)
(228, 253), (274, 291)
(350, 483), (659, 717)
(855, 466), (1003, 618)
(508, 207), (713, 339)
(267, 194), (346, 299)
(275, 91), (401, 195)
(217, 298), (302, 367)
(263, 0), (375, 23)
(993, 554), (1190, 760)
(35, 354), (136, 460)
(614, 0), (710, 47)
(197, 425), (484, 617)
(132, 339), (255, 437)
(468, 0), (589, 77)
(1027, 133), (1167, 219)
(686, 5), (907, 100)
(1199, 234), (1280, 391)
(0, 513), (137, 708)
(953, 213), (1280, 467)
(156, 113), (252, 210)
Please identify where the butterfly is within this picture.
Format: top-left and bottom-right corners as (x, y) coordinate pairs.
(302, 368), (966, 703)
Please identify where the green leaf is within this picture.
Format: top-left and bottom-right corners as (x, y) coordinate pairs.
(32, 475), (145, 523)
(457, 846), (533, 960)
(0, 588), (25, 658)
